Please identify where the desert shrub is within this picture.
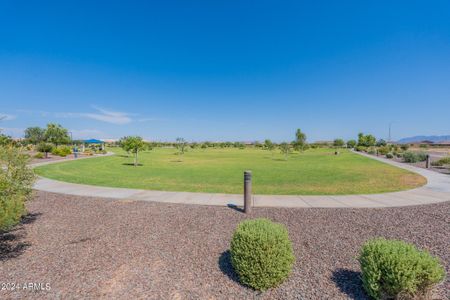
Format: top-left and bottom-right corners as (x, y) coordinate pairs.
(368, 149), (376, 155)
(386, 153), (394, 159)
(403, 151), (427, 163)
(230, 218), (295, 291)
(51, 145), (72, 157)
(0, 146), (35, 230)
(396, 153), (403, 158)
(400, 144), (410, 151)
(378, 146), (390, 155)
(33, 152), (45, 159)
(356, 146), (367, 152)
(359, 238), (445, 300)
(436, 157), (450, 165)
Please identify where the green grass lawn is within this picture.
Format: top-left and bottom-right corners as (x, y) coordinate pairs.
(34, 147), (426, 195)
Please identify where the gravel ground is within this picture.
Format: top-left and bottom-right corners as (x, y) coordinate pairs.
(1, 191), (449, 299)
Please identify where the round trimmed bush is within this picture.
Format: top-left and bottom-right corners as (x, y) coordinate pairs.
(359, 238), (445, 300)
(230, 218), (295, 291)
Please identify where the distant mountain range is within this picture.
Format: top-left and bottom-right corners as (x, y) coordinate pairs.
(397, 135), (450, 144)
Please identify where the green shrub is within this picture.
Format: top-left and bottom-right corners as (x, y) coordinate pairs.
(359, 238), (445, 300)
(403, 151), (427, 163)
(51, 145), (72, 157)
(400, 144), (410, 151)
(378, 146), (390, 155)
(356, 145), (367, 152)
(431, 156), (450, 167)
(385, 153), (394, 159)
(33, 152), (45, 159)
(230, 218), (295, 291)
(0, 146), (35, 230)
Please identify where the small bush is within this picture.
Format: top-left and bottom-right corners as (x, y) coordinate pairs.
(403, 151), (427, 163)
(385, 153), (394, 159)
(230, 218), (295, 291)
(359, 238), (445, 300)
(431, 156), (450, 167)
(33, 152), (45, 159)
(378, 146), (390, 155)
(0, 146), (35, 230)
(400, 144), (410, 151)
(51, 145), (72, 157)
(356, 145), (367, 152)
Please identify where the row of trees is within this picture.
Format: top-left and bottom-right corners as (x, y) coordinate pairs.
(24, 124), (71, 146)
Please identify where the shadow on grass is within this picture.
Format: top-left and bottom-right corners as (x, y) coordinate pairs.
(331, 268), (366, 300)
(121, 163), (144, 166)
(169, 160), (183, 163)
(218, 250), (240, 284)
(0, 212), (41, 261)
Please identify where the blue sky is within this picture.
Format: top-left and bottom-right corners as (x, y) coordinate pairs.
(1, 1), (449, 142)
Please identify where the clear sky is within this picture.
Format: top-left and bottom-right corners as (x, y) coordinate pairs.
(1, 1), (449, 142)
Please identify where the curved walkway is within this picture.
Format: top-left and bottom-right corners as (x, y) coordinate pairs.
(31, 152), (450, 208)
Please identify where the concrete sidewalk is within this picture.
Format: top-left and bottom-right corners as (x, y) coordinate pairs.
(32, 152), (450, 208)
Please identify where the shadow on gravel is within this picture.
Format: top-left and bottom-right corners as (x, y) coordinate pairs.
(218, 250), (240, 284)
(331, 268), (366, 300)
(227, 204), (244, 213)
(0, 212), (41, 261)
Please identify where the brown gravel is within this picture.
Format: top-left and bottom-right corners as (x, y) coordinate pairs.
(1, 191), (449, 299)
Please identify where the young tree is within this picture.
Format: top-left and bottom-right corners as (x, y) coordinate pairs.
(264, 139), (276, 157)
(357, 133), (376, 147)
(376, 139), (387, 147)
(175, 137), (188, 155)
(333, 138), (345, 148)
(24, 126), (46, 145)
(279, 142), (291, 160)
(120, 136), (146, 166)
(347, 139), (357, 149)
(294, 129), (307, 151)
(44, 123), (70, 146)
(36, 142), (54, 158)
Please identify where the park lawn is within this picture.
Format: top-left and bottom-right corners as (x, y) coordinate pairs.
(34, 147), (426, 195)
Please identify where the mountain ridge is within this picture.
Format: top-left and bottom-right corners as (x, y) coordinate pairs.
(397, 135), (450, 143)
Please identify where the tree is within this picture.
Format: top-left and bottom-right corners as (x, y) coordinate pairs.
(333, 138), (345, 148)
(294, 129), (307, 151)
(175, 137), (188, 155)
(279, 142), (291, 160)
(120, 136), (146, 166)
(24, 127), (45, 145)
(357, 133), (376, 147)
(376, 139), (387, 147)
(0, 131), (12, 146)
(44, 123), (70, 146)
(347, 139), (357, 149)
(36, 142), (54, 158)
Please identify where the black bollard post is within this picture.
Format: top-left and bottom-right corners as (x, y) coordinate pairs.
(244, 171), (252, 213)
(426, 154), (430, 169)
